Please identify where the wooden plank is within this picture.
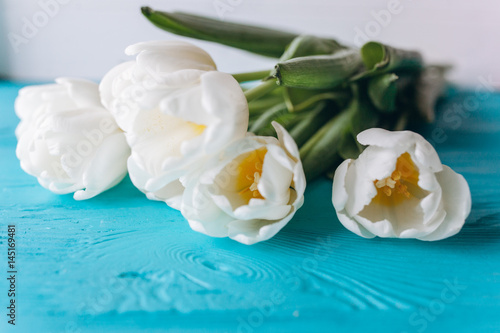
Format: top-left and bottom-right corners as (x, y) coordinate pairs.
(0, 82), (499, 332)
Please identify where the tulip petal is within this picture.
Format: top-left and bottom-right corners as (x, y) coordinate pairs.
(258, 150), (292, 204)
(182, 182), (233, 237)
(343, 158), (378, 217)
(273, 121), (301, 162)
(292, 162), (307, 205)
(332, 159), (351, 211)
(337, 212), (376, 238)
(74, 133), (130, 200)
(357, 128), (415, 148)
(126, 40), (216, 72)
(146, 180), (185, 210)
(418, 165), (471, 241)
(56, 78), (102, 109)
(198, 71), (249, 153)
(232, 199), (292, 221)
(227, 214), (294, 245)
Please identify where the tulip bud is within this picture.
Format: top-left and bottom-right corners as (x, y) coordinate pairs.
(274, 49), (363, 89)
(15, 79), (130, 200)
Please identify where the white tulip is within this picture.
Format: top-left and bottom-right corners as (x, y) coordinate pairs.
(181, 122), (306, 245)
(99, 41), (249, 208)
(15, 78), (130, 200)
(332, 128), (471, 241)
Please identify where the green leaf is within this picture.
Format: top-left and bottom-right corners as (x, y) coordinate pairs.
(299, 108), (354, 181)
(282, 86), (349, 113)
(274, 49), (363, 89)
(350, 85), (379, 135)
(353, 42), (423, 80)
(337, 131), (362, 160)
(298, 83), (382, 180)
(141, 7), (298, 58)
(288, 101), (334, 147)
(267, 111), (305, 135)
(279, 35), (345, 62)
(249, 103), (288, 134)
(248, 95), (285, 116)
(367, 73), (398, 112)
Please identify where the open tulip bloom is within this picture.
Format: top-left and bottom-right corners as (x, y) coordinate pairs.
(181, 122), (305, 245)
(14, 7), (472, 244)
(100, 41), (249, 209)
(15, 78), (130, 200)
(332, 128), (471, 240)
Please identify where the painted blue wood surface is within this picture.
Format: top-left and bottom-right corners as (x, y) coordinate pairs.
(1, 81), (499, 333)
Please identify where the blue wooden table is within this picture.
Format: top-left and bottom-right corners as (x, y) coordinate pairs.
(1, 81), (499, 333)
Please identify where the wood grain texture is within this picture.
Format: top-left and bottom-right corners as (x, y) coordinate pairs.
(0, 81), (499, 332)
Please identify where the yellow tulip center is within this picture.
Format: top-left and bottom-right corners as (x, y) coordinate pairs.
(186, 121), (207, 136)
(372, 152), (422, 206)
(136, 108), (207, 158)
(236, 147), (267, 202)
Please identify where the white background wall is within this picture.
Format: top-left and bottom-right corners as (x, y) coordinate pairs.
(0, 0), (499, 87)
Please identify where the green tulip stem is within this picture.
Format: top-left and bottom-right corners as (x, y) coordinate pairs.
(394, 110), (410, 131)
(299, 107), (355, 181)
(232, 70), (271, 83)
(248, 96), (285, 117)
(244, 80), (278, 103)
(290, 92), (347, 113)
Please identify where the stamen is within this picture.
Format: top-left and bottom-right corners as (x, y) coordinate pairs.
(235, 148), (267, 201)
(373, 153), (419, 199)
(398, 159), (413, 178)
(238, 187), (250, 195)
(249, 172), (260, 192)
(385, 178), (396, 188)
(391, 170), (401, 181)
(396, 183), (410, 198)
(371, 152), (425, 205)
(254, 172), (261, 182)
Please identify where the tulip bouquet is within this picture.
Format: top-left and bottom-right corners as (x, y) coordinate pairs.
(14, 7), (471, 245)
